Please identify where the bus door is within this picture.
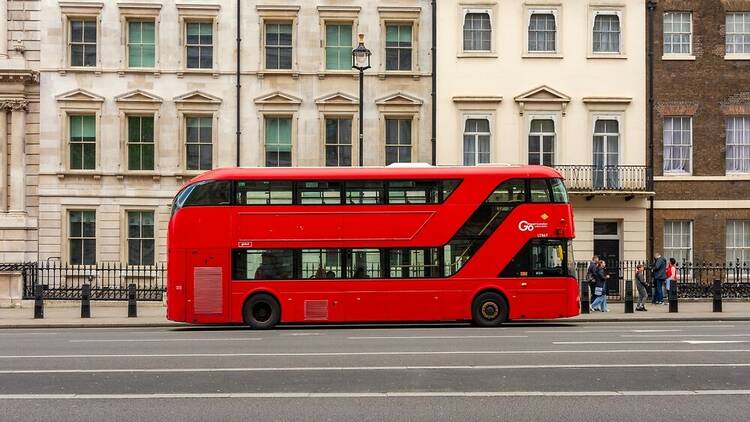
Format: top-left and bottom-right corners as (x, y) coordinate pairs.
(519, 240), (569, 318)
(186, 248), (230, 323)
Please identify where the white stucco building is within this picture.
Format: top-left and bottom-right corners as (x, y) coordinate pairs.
(436, 0), (651, 264)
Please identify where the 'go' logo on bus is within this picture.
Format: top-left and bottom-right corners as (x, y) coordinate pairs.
(518, 220), (535, 232)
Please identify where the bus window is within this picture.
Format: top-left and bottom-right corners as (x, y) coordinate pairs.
(529, 179), (552, 203)
(345, 181), (384, 204)
(232, 249), (294, 280)
(387, 181), (439, 204)
(487, 179), (525, 203)
(183, 181), (231, 206)
(347, 249), (382, 278)
(500, 239), (568, 277)
(442, 180), (461, 201)
(236, 181), (293, 205)
(550, 178), (569, 203)
(298, 181), (342, 205)
(301, 249), (342, 278)
(389, 249), (440, 278)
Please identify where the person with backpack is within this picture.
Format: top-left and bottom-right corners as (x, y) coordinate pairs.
(635, 264), (648, 311)
(651, 252), (667, 305)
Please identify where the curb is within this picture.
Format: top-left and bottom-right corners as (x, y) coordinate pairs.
(0, 322), (190, 329)
(570, 316), (750, 323)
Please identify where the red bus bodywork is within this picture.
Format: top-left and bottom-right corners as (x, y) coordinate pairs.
(167, 166), (579, 325)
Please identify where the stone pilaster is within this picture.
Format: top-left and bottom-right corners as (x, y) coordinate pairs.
(5, 99), (27, 213)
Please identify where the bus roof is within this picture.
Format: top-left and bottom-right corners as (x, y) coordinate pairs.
(186, 165), (563, 185)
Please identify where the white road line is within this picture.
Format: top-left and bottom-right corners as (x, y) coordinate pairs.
(0, 349), (749, 359)
(525, 329), (684, 334)
(68, 338), (262, 343)
(1, 363), (749, 375)
(2, 390), (750, 400)
(621, 334), (750, 338)
(347, 335), (528, 340)
(553, 340), (750, 345)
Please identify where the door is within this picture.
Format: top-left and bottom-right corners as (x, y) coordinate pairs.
(593, 119), (619, 189)
(593, 221), (621, 295)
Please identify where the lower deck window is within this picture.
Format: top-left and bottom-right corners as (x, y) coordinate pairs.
(233, 249), (294, 280)
(500, 239), (570, 277)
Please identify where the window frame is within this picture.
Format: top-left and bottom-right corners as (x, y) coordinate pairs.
(125, 115), (157, 172)
(123, 209), (157, 266)
(323, 116), (354, 167)
(459, 7), (495, 56)
(117, 3), (161, 72)
(725, 12), (750, 60)
(663, 220), (693, 265)
(662, 11), (694, 60)
(184, 21), (215, 70)
(174, 91), (221, 176)
(323, 21), (355, 71)
(726, 220), (750, 265)
(462, 115), (492, 166)
(65, 208), (97, 266)
(60, 2), (103, 71)
(115, 90), (163, 176)
(257, 5), (300, 74)
(384, 116), (414, 166)
(523, 6), (561, 57)
(177, 4), (220, 74)
(378, 7), (421, 75)
(726, 116), (750, 175)
(589, 8), (624, 57)
(263, 116), (295, 167)
(184, 115), (215, 172)
(662, 116), (693, 175)
(263, 20), (295, 71)
(526, 114), (557, 166)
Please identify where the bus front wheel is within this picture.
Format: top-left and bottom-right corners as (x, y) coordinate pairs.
(243, 293), (281, 329)
(471, 292), (508, 327)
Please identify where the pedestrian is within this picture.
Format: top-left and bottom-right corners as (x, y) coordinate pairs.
(635, 264), (648, 311)
(651, 252), (667, 305)
(665, 258), (678, 304)
(587, 255), (599, 302)
(590, 260), (610, 312)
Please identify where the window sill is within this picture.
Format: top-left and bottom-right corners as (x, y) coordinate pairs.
(116, 172), (161, 180)
(587, 53), (627, 59)
(376, 71), (422, 80)
(654, 175), (750, 181)
(177, 69), (220, 78)
(118, 68), (162, 77)
(522, 53), (563, 59)
(59, 67), (103, 76)
(724, 54), (750, 61)
(257, 70), (300, 79)
(661, 55), (696, 61)
(457, 52), (498, 58)
(317, 70), (357, 79)
(56, 171), (103, 180)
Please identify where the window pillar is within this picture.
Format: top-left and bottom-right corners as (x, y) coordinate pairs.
(0, 110), (6, 211)
(7, 100), (27, 213)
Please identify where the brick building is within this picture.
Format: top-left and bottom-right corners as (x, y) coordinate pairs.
(651, 0), (750, 265)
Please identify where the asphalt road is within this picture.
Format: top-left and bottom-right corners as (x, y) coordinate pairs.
(2, 321), (750, 421)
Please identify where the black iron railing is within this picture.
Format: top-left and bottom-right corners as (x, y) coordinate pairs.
(576, 260), (750, 300)
(13, 262), (166, 301)
(554, 165), (653, 193)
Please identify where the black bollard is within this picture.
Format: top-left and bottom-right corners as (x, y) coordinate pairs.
(713, 279), (722, 313)
(624, 279), (634, 314)
(128, 283), (137, 318)
(669, 281), (678, 313)
(580, 280), (589, 314)
(33, 284), (44, 319)
(81, 283), (91, 318)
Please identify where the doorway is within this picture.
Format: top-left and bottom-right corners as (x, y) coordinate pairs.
(593, 221), (621, 294)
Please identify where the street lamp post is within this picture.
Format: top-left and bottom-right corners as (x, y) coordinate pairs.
(352, 34), (371, 167)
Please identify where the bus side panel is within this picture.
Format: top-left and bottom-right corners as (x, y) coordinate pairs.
(166, 248), (187, 322)
(186, 248), (231, 324)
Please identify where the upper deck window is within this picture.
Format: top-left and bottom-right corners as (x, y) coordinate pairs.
(298, 181), (342, 205)
(182, 180), (231, 207)
(387, 181), (439, 204)
(550, 178), (568, 203)
(529, 179), (552, 203)
(345, 181), (385, 205)
(236, 181), (293, 205)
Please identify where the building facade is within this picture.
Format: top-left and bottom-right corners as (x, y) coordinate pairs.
(436, 0), (651, 266)
(0, 0), (40, 262)
(652, 0), (750, 265)
(35, 0), (433, 265)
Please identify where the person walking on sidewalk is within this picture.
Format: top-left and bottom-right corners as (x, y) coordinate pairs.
(635, 264), (648, 311)
(652, 253), (667, 305)
(587, 255), (599, 303)
(590, 260), (610, 312)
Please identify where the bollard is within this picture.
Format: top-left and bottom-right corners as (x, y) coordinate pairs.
(128, 283), (137, 318)
(81, 283), (91, 318)
(713, 279), (722, 313)
(669, 280), (678, 313)
(580, 280), (590, 314)
(33, 284), (44, 319)
(624, 279), (634, 314)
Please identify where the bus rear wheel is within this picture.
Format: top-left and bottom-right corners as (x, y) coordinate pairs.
(243, 293), (280, 330)
(471, 292), (508, 327)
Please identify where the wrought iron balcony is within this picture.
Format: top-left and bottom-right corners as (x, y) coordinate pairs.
(553, 165), (653, 195)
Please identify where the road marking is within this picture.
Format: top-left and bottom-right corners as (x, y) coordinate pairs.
(281, 333), (322, 336)
(1, 349), (749, 359)
(2, 390), (750, 400)
(553, 340), (750, 345)
(68, 338), (262, 343)
(621, 334), (750, 338)
(347, 335), (528, 340)
(1, 363), (749, 375)
(631, 330), (683, 333)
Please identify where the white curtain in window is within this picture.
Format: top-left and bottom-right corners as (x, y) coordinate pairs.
(663, 117), (691, 173)
(593, 14), (620, 53)
(727, 117), (750, 173)
(664, 220), (692, 265)
(727, 220), (750, 265)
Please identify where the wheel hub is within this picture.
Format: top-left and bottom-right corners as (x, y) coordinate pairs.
(481, 301), (499, 319)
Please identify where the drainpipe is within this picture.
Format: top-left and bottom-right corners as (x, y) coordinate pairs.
(430, 0), (437, 165)
(647, 0), (656, 260)
(236, 0), (242, 167)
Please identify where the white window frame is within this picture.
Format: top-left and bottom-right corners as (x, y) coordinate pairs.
(663, 116), (693, 175)
(726, 220), (750, 265)
(64, 208), (98, 266)
(662, 11), (694, 60)
(176, 4), (220, 75)
(123, 209), (157, 267)
(118, 3), (162, 72)
(726, 116), (750, 174)
(526, 113), (558, 166)
(461, 114), (492, 166)
(725, 12), (750, 60)
(663, 220), (693, 265)
(378, 6), (421, 74)
(460, 8), (494, 55)
(323, 115), (354, 167)
(60, 3), (103, 71)
(589, 9), (624, 57)
(524, 7), (561, 56)
(257, 5), (300, 74)
(261, 114), (296, 167)
(384, 116), (415, 165)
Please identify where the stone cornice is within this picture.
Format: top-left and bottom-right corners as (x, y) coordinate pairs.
(0, 99), (28, 111)
(0, 70), (40, 84)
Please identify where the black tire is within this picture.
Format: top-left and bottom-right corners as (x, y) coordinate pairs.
(471, 292), (509, 327)
(243, 293), (281, 329)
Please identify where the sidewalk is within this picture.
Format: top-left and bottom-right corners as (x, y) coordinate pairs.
(1, 301), (749, 328)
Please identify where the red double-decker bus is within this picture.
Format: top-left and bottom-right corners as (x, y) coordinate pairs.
(167, 165), (579, 328)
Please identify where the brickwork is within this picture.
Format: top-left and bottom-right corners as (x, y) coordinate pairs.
(652, 0), (750, 264)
